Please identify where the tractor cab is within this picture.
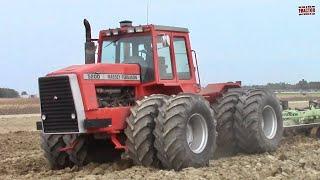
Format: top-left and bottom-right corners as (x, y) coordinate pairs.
(85, 20), (200, 93)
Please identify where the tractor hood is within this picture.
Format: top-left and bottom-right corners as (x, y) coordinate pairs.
(47, 63), (141, 84)
(43, 63), (141, 111)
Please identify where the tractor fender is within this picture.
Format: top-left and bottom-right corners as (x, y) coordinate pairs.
(199, 82), (241, 103)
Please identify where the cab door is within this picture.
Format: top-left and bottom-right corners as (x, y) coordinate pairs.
(154, 32), (177, 84)
(171, 32), (199, 93)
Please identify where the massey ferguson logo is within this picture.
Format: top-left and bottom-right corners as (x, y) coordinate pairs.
(84, 73), (140, 81)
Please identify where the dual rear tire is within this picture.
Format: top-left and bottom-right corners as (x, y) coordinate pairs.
(212, 88), (283, 156)
(234, 89), (283, 153)
(211, 89), (244, 156)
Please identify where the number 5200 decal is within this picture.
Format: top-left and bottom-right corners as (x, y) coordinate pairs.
(83, 73), (140, 81)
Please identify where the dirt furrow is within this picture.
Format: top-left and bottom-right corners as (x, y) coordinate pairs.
(0, 131), (319, 180)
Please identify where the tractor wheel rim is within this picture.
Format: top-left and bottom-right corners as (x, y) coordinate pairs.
(186, 113), (208, 154)
(262, 105), (278, 139)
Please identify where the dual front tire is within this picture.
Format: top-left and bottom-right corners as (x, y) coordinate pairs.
(124, 94), (169, 167)
(154, 94), (216, 170)
(125, 94), (216, 170)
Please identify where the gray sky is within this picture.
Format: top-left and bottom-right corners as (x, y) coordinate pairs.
(0, 0), (319, 94)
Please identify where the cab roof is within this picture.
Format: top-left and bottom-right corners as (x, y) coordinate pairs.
(99, 23), (189, 38)
(153, 25), (189, 33)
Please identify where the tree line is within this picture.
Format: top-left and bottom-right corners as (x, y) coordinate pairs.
(244, 79), (320, 91)
(0, 88), (20, 98)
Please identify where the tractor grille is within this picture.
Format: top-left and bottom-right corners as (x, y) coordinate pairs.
(39, 76), (79, 133)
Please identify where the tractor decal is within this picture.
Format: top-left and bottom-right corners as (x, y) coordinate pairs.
(83, 73), (140, 81)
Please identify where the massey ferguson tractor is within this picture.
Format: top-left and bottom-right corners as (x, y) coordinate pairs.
(36, 19), (283, 171)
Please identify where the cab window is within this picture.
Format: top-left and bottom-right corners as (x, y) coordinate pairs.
(101, 35), (154, 82)
(173, 37), (191, 80)
(157, 35), (173, 79)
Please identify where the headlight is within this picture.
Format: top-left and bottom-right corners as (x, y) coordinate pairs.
(41, 114), (46, 120)
(71, 113), (76, 119)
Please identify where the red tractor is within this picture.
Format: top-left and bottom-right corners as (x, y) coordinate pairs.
(37, 19), (283, 171)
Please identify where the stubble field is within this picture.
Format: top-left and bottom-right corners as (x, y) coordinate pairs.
(0, 98), (39, 115)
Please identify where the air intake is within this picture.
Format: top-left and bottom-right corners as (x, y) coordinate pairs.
(119, 20), (132, 27)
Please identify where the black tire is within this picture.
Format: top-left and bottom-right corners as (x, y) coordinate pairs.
(63, 134), (89, 166)
(211, 89), (244, 157)
(234, 89), (283, 153)
(88, 138), (123, 163)
(124, 94), (168, 167)
(154, 93), (216, 170)
(40, 133), (72, 169)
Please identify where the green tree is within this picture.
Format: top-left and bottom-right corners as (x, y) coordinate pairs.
(298, 79), (308, 90)
(21, 91), (28, 96)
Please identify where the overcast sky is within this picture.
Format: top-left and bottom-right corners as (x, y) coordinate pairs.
(0, 0), (319, 94)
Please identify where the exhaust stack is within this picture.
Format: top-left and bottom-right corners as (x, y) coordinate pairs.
(119, 20), (133, 28)
(83, 19), (92, 42)
(83, 19), (96, 64)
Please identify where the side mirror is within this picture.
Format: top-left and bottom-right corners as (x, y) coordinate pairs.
(85, 42), (96, 64)
(161, 35), (170, 47)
